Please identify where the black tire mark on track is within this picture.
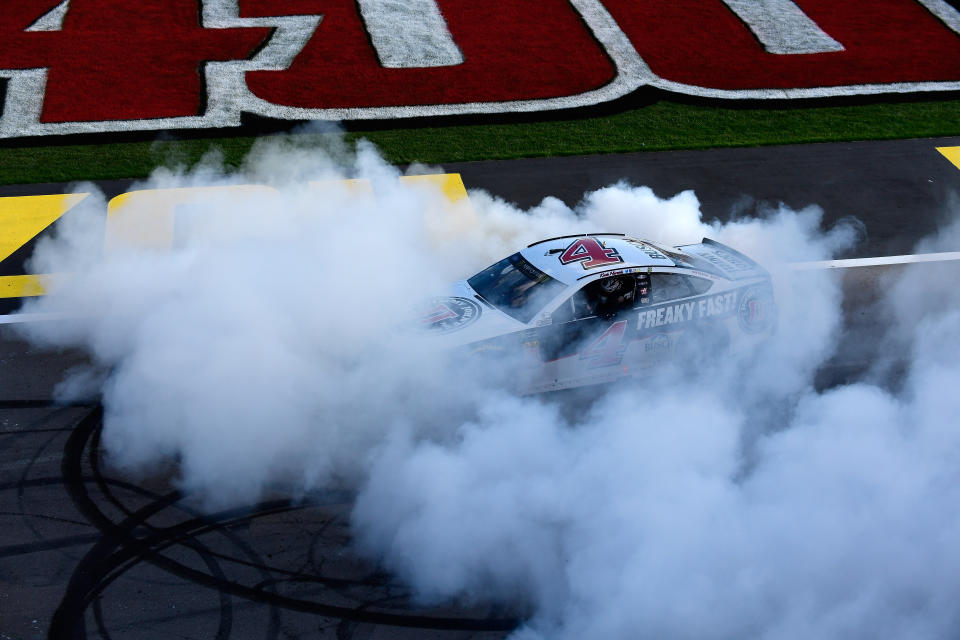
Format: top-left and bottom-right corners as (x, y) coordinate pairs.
(0, 533), (102, 559)
(50, 407), (518, 638)
(85, 423), (280, 640)
(2, 407), (99, 573)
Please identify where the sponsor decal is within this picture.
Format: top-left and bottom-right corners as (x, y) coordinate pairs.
(644, 333), (672, 354)
(622, 238), (668, 261)
(559, 237), (624, 270)
(635, 291), (738, 330)
(737, 286), (776, 334)
(693, 247), (757, 274)
(533, 314), (553, 327)
(419, 297), (482, 333)
(1, 0), (958, 137)
(591, 267), (648, 280)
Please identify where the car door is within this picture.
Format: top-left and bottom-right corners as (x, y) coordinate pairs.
(636, 272), (723, 360)
(531, 271), (721, 390)
(528, 273), (647, 391)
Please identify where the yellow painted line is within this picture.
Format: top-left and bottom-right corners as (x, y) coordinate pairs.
(1, 175), (465, 306)
(0, 274), (56, 298)
(308, 178), (374, 194)
(399, 173), (469, 202)
(106, 185), (275, 251)
(936, 146), (960, 171)
(0, 193), (88, 264)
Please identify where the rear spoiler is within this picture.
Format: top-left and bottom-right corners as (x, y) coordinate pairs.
(676, 238), (769, 280)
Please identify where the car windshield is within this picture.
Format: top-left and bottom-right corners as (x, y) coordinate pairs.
(468, 253), (566, 323)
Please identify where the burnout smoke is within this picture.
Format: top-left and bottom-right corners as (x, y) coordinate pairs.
(353, 204), (960, 639)
(16, 137), (958, 638)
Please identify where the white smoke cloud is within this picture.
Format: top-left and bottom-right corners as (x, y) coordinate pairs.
(352, 190), (960, 640)
(19, 138), (482, 501)
(15, 136), (959, 638)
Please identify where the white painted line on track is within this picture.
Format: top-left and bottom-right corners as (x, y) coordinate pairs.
(0, 312), (73, 325)
(791, 251), (960, 270)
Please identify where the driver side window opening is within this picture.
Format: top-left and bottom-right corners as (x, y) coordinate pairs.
(551, 272), (714, 324)
(553, 273), (650, 323)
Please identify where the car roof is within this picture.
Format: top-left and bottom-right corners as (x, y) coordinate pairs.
(520, 234), (680, 285)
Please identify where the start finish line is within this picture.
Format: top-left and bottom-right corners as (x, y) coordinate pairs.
(0, 174), (468, 305)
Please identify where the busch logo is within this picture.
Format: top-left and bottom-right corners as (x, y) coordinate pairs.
(0, 0), (958, 137)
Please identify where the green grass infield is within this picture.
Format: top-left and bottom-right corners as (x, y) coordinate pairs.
(2, 96), (959, 185)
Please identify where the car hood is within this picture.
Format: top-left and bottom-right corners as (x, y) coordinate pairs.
(419, 280), (528, 346)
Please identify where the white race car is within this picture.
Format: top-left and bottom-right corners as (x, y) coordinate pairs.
(423, 234), (775, 393)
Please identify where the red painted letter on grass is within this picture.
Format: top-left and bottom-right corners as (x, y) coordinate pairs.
(600, 0), (960, 91)
(242, 0), (616, 108)
(0, 0), (270, 122)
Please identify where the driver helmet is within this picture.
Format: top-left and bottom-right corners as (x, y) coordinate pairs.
(599, 277), (623, 293)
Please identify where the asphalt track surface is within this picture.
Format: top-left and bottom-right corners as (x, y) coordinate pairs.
(1, 135), (958, 258)
(2, 137), (960, 639)
(443, 136), (960, 259)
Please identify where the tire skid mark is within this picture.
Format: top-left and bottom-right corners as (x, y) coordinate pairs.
(0, 533), (101, 559)
(0, 406), (95, 573)
(49, 407), (518, 638)
(0, 510), (90, 527)
(85, 424), (279, 639)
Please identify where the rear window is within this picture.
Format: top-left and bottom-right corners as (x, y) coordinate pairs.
(468, 253), (566, 323)
(648, 243), (727, 278)
(649, 273), (714, 303)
